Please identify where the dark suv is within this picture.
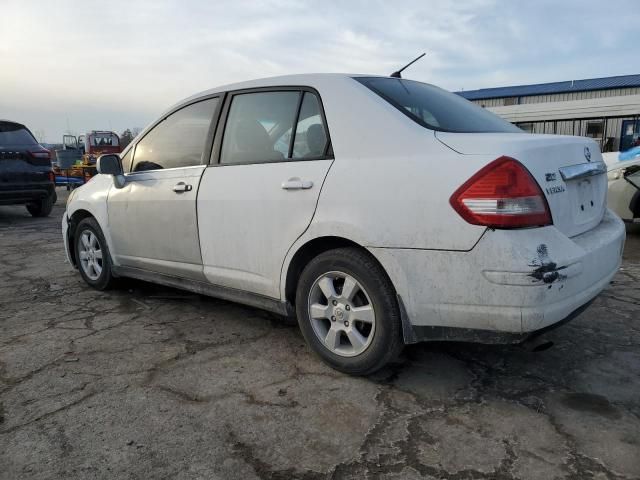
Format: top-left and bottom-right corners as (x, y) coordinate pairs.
(0, 120), (56, 217)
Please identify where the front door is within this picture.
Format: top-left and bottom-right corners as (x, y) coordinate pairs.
(108, 97), (220, 280)
(198, 89), (334, 298)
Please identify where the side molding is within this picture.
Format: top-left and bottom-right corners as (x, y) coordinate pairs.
(113, 265), (294, 317)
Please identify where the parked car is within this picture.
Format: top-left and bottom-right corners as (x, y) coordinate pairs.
(62, 74), (625, 374)
(0, 120), (56, 216)
(607, 156), (640, 228)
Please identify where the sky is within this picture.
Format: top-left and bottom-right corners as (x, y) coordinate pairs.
(1, 0), (639, 143)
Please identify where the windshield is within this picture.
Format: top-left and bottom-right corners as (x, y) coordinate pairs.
(0, 122), (38, 146)
(90, 134), (119, 146)
(354, 77), (522, 134)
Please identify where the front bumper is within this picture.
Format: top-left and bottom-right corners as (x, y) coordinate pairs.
(62, 212), (73, 265)
(370, 209), (625, 341)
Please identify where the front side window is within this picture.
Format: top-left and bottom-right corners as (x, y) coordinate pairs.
(292, 93), (328, 158)
(355, 77), (522, 134)
(131, 97), (218, 172)
(120, 148), (133, 173)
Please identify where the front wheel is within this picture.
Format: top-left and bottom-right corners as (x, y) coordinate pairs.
(74, 217), (116, 290)
(295, 247), (403, 375)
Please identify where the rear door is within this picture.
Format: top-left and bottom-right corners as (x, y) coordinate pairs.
(107, 96), (221, 279)
(197, 88), (333, 298)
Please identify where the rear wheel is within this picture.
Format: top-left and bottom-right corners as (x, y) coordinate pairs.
(295, 247), (403, 375)
(74, 217), (116, 290)
(26, 194), (54, 217)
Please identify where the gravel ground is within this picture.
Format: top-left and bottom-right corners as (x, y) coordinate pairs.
(1, 187), (639, 480)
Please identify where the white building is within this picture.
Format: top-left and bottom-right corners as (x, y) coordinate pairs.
(457, 74), (640, 152)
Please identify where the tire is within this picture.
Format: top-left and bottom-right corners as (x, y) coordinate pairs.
(295, 247), (403, 375)
(74, 217), (116, 290)
(26, 194), (54, 217)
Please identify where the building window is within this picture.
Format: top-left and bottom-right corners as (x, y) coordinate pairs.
(518, 122), (534, 133)
(585, 120), (604, 140)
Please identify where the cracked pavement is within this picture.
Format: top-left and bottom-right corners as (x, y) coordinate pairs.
(1, 188), (639, 480)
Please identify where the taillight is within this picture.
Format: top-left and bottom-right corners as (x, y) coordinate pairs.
(48, 171), (55, 183)
(449, 156), (552, 228)
(28, 149), (51, 160)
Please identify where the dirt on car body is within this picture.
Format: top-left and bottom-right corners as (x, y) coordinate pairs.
(1, 189), (639, 479)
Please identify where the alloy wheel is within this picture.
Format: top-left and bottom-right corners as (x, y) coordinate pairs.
(78, 229), (103, 281)
(307, 271), (376, 357)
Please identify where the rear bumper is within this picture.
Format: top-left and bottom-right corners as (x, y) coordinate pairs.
(0, 183), (54, 205)
(406, 298), (596, 344)
(370, 209), (625, 342)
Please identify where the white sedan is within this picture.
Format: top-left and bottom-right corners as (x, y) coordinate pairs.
(63, 74), (625, 374)
(607, 156), (640, 227)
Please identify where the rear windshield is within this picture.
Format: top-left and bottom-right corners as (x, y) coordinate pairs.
(90, 134), (119, 147)
(354, 77), (522, 134)
(0, 122), (37, 145)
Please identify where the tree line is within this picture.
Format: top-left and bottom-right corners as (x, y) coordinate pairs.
(119, 128), (142, 149)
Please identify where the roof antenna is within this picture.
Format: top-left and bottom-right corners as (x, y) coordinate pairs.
(390, 53), (426, 78)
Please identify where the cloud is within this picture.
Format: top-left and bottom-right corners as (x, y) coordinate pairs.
(0, 0), (637, 142)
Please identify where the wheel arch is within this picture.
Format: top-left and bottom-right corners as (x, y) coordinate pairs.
(282, 236), (400, 308)
(67, 209), (96, 267)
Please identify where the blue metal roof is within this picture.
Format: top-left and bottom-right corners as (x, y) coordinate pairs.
(456, 74), (640, 101)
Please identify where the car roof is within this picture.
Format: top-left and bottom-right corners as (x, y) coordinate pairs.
(122, 73), (391, 157)
(0, 119), (25, 126)
(172, 73), (385, 111)
(192, 73), (378, 96)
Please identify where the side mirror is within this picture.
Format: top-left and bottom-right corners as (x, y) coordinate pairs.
(97, 154), (125, 189)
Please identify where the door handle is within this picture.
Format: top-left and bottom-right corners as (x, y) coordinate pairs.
(173, 182), (192, 193)
(281, 178), (313, 190)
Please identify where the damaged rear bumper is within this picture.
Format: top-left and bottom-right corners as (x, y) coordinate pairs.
(402, 297), (596, 344)
(370, 209), (625, 343)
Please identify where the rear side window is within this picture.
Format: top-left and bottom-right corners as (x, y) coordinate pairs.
(0, 123), (37, 146)
(354, 77), (521, 134)
(292, 93), (328, 159)
(131, 97), (218, 172)
(220, 90), (330, 165)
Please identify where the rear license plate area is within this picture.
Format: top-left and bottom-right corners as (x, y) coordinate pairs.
(569, 178), (600, 224)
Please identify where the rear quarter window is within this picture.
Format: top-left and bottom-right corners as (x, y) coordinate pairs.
(0, 123), (38, 145)
(354, 77), (522, 134)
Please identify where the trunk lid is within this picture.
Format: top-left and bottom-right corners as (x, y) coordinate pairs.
(436, 132), (607, 238)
